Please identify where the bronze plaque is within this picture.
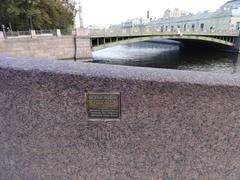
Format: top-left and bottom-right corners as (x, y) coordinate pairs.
(86, 92), (121, 119)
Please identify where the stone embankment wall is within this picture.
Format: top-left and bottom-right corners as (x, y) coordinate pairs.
(0, 56), (240, 179)
(0, 31), (92, 60)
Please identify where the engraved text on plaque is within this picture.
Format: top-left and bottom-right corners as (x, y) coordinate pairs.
(86, 92), (121, 119)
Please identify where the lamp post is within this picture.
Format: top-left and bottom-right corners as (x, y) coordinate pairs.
(28, 0), (33, 30)
(79, 0), (83, 28)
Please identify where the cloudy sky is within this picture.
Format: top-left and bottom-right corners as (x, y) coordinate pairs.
(78, 0), (229, 27)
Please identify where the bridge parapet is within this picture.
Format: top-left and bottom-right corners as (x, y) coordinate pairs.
(1, 56), (240, 179)
(89, 28), (240, 38)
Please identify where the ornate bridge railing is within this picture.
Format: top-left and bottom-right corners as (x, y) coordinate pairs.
(89, 28), (240, 38)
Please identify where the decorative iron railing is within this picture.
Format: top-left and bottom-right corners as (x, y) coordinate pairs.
(5, 31), (31, 37)
(89, 28), (240, 37)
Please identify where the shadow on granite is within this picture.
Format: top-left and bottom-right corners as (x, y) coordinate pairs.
(0, 55), (240, 179)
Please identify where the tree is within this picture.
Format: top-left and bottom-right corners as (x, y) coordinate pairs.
(0, 0), (76, 31)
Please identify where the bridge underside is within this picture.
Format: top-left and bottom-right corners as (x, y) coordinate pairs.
(171, 39), (236, 52)
(91, 35), (237, 52)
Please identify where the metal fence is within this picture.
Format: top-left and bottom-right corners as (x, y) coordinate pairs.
(89, 28), (240, 38)
(35, 29), (55, 36)
(5, 30), (31, 37)
(2, 28), (239, 39)
(3, 29), (71, 38)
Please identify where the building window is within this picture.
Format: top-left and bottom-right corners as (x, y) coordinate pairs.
(236, 22), (240, 30)
(171, 25), (174, 31)
(200, 23), (204, 31)
(192, 24), (195, 31)
(161, 26), (164, 32)
(184, 24), (187, 31)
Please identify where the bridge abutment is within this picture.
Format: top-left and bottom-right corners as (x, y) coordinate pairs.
(232, 36), (240, 53)
(75, 28), (93, 60)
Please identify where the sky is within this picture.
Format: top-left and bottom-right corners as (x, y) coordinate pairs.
(77, 0), (229, 27)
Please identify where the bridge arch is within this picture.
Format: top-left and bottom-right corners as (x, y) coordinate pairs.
(91, 35), (234, 51)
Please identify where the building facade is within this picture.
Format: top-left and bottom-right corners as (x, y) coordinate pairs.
(163, 8), (188, 19)
(148, 0), (240, 32)
(120, 18), (151, 29)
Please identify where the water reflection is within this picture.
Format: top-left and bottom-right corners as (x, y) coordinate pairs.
(177, 51), (240, 74)
(93, 41), (240, 75)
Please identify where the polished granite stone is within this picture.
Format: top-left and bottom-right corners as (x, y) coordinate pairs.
(0, 55), (240, 179)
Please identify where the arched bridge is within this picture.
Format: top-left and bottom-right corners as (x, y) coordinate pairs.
(89, 28), (240, 52)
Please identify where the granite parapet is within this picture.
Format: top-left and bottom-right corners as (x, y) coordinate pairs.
(0, 55), (240, 179)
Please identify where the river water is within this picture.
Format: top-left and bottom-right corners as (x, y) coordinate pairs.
(92, 40), (240, 75)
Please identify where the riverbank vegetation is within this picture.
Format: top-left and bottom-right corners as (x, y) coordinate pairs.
(0, 0), (75, 31)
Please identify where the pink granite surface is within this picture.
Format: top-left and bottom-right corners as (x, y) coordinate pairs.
(0, 55), (240, 179)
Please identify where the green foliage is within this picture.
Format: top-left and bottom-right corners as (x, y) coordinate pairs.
(0, 0), (76, 31)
